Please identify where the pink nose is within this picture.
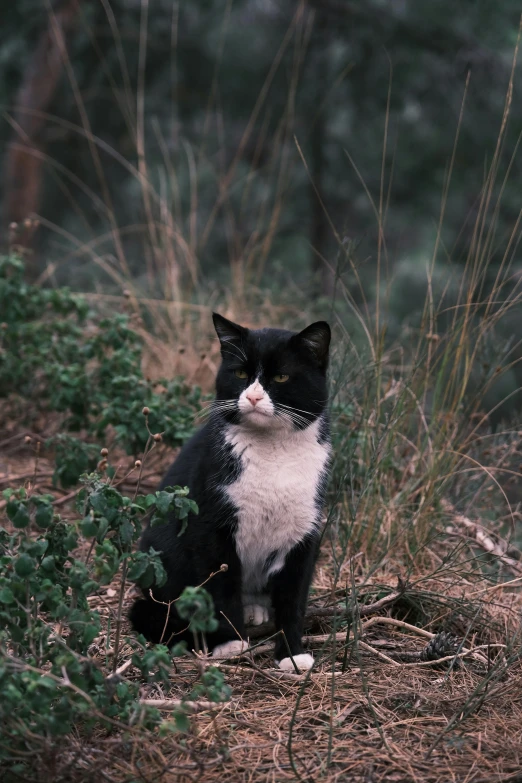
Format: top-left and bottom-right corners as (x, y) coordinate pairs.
(246, 389), (264, 406)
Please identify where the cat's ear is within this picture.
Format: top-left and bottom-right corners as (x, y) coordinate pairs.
(212, 313), (247, 348)
(293, 321), (331, 368)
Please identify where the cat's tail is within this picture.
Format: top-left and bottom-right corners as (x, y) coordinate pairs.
(129, 598), (184, 647)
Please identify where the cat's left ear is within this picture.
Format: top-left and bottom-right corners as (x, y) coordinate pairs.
(212, 313), (247, 348)
(293, 321), (331, 368)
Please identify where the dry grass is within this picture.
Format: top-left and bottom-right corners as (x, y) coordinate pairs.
(2, 232), (522, 783)
(2, 426), (522, 783)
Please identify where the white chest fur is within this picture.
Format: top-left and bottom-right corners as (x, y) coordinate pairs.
(223, 417), (330, 591)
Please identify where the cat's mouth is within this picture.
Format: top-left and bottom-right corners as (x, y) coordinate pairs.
(239, 406), (277, 427)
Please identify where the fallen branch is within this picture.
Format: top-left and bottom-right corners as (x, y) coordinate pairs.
(361, 616), (434, 639)
(248, 587), (404, 639)
(309, 589), (404, 620)
(471, 575), (522, 596)
(0, 470), (53, 485)
(106, 659), (133, 683)
(139, 699), (230, 711)
(398, 644), (506, 669)
(52, 488), (82, 507)
(443, 499), (522, 576)
(357, 641), (400, 666)
(212, 621), (492, 669)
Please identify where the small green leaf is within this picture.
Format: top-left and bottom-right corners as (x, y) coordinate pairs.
(150, 513), (169, 528)
(15, 554), (36, 577)
(25, 540), (48, 558)
(155, 491), (174, 515)
(152, 557), (167, 588)
(0, 587), (15, 604)
(174, 709), (190, 733)
(35, 504), (54, 529)
(80, 517), (98, 537)
(127, 556), (148, 581)
(7, 501), (30, 528)
(40, 555), (55, 572)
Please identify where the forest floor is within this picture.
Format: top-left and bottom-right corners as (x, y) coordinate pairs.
(2, 424), (522, 783)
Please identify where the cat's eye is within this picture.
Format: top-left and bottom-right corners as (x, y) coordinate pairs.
(273, 374), (289, 383)
(234, 369), (248, 379)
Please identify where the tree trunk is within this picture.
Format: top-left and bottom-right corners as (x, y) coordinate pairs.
(309, 10), (335, 296)
(3, 0), (79, 271)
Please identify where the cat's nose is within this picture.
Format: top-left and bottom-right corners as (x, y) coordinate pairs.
(246, 387), (264, 406)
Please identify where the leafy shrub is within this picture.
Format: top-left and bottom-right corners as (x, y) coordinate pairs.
(46, 434), (100, 489)
(0, 254), (205, 484)
(0, 476), (228, 775)
(0, 255), (231, 776)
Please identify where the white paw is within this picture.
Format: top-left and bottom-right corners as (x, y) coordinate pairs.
(244, 603), (270, 626)
(277, 653), (314, 671)
(212, 639), (249, 658)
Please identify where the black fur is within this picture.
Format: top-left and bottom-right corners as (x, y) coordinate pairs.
(129, 314), (331, 663)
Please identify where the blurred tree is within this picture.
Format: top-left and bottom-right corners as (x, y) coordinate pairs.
(0, 0), (521, 295)
(3, 0), (80, 271)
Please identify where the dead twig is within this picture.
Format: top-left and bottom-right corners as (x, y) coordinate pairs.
(139, 699), (230, 711)
(443, 499), (522, 575)
(248, 588), (404, 639)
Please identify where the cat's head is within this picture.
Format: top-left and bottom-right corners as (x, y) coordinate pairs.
(212, 313), (330, 430)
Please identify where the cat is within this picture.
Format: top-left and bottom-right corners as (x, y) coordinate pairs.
(129, 313), (331, 671)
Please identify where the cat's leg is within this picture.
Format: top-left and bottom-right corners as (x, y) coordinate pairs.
(211, 639), (249, 657)
(270, 533), (320, 671)
(242, 592), (271, 626)
(130, 538), (247, 655)
(129, 595), (187, 646)
(131, 577), (247, 655)
(203, 547), (249, 656)
(208, 584), (248, 658)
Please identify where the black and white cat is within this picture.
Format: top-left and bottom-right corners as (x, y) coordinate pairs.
(129, 313), (331, 670)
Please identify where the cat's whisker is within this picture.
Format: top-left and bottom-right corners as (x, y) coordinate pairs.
(276, 403), (309, 412)
(196, 400), (236, 412)
(195, 402), (238, 423)
(200, 399), (235, 407)
(276, 414), (312, 429)
(274, 405), (310, 425)
(208, 405), (239, 423)
(277, 402), (310, 416)
(273, 410), (308, 430)
(275, 413), (307, 425)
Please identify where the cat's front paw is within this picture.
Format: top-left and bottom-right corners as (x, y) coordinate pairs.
(277, 653), (314, 671)
(212, 639), (249, 658)
(244, 603), (270, 626)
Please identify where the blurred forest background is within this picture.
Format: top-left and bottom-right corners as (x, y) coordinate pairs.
(2, 0), (522, 419)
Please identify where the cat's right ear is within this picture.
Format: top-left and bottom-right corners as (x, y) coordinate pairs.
(212, 313), (247, 350)
(293, 321), (331, 369)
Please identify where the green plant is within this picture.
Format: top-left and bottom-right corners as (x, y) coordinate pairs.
(0, 475), (228, 775)
(46, 434), (100, 489)
(0, 255), (205, 485)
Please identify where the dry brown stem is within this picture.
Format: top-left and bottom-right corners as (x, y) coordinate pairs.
(443, 498), (522, 575)
(139, 699), (231, 711)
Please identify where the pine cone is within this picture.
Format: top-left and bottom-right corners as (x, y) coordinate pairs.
(420, 631), (460, 662)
